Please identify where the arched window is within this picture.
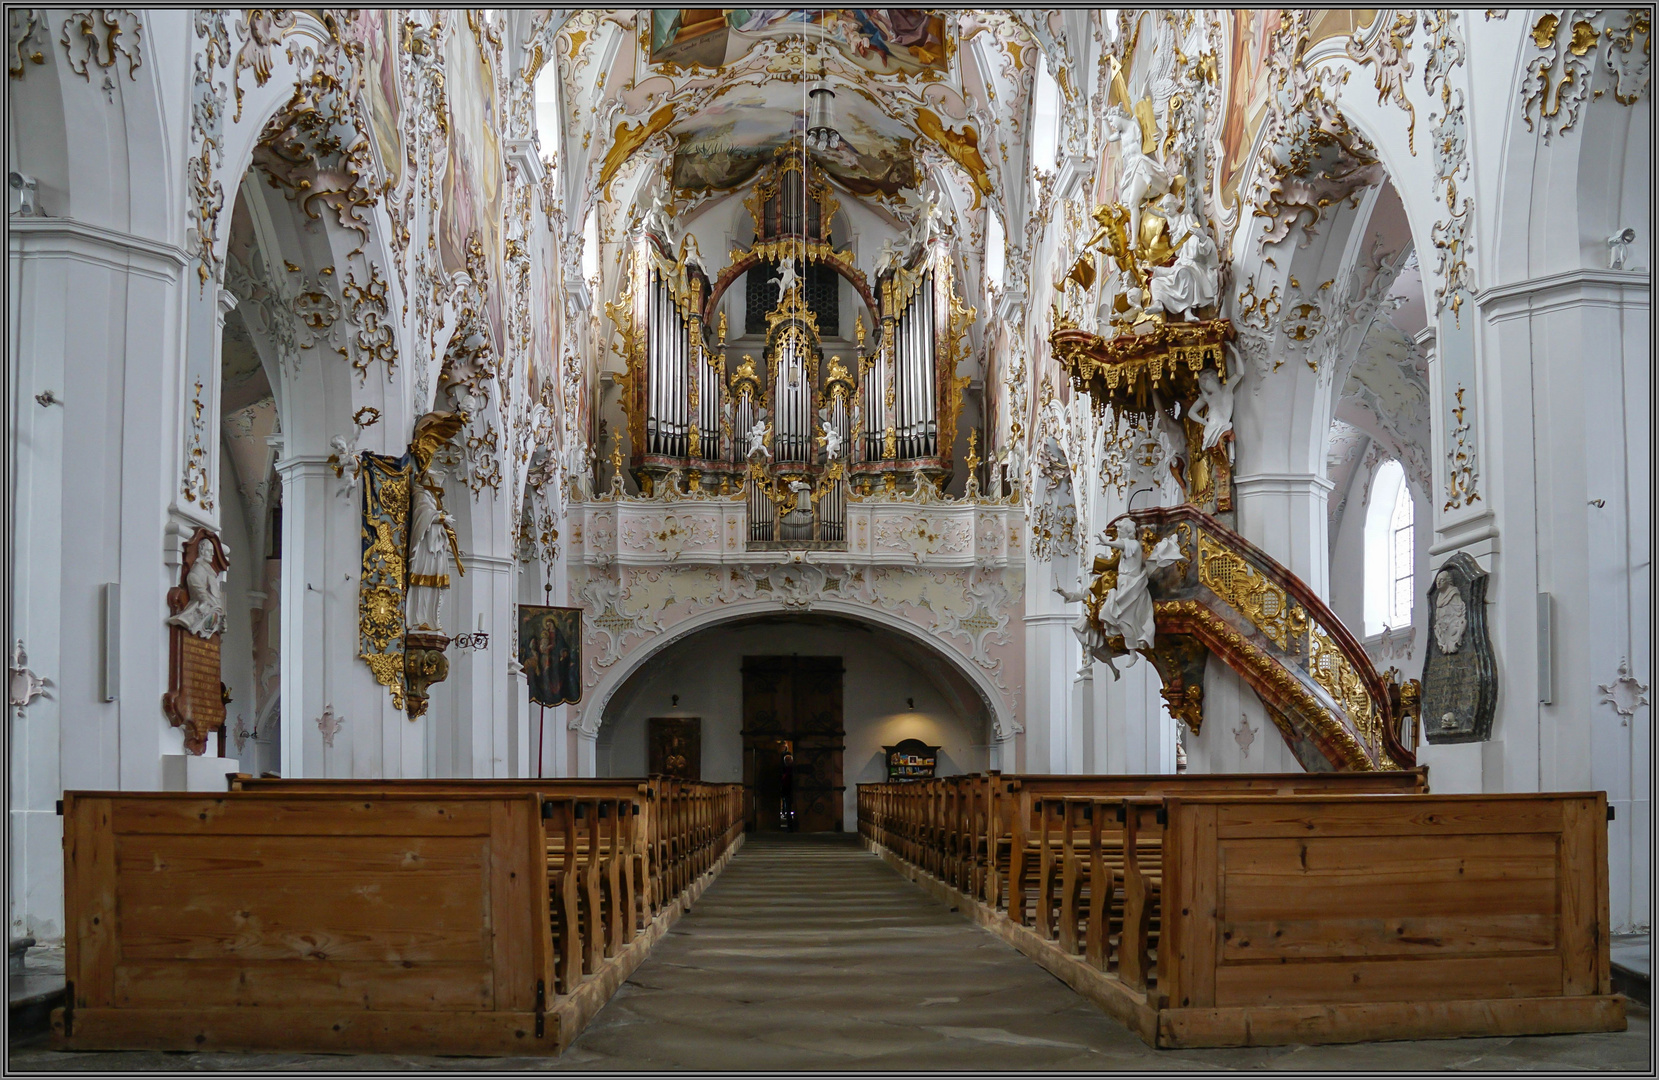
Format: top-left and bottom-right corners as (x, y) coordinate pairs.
(1363, 458), (1415, 636)
(1031, 53), (1061, 179)
(1388, 477), (1414, 629)
(984, 208), (1005, 290)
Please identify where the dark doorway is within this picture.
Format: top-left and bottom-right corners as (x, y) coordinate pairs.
(741, 655), (845, 833)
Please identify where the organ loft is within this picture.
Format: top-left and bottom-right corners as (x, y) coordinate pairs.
(6, 7), (1649, 1068)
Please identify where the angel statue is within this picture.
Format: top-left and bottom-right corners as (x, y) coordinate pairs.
(746, 418), (772, 461)
(1191, 365), (1237, 463)
(775, 255), (802, 304)
(640, 189), (675, 246)
(819, 418), (843, 462)
(874, 237), (903, 279)
(1052, 570), (1124, 679)
(1098, 519), (1184, 651)
(1103, 103), (1172, 250)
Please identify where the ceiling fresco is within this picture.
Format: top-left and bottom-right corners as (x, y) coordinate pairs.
(646, 10), (950, 80)
(669, 82), (920, 196)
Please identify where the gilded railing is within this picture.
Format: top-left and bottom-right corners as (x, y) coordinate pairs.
(1100, 505), (1415, 771)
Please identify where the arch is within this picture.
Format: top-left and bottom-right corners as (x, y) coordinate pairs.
(703, 245), (879, 329)
(575, 599), (1016, 768)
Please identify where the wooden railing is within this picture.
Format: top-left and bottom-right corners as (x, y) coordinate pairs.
(860, 774), (1625, 1047)
(55, 778), (743, 1056)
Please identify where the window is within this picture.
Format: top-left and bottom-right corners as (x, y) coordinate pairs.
(1362, 458), (1415, 635)
(985, 208), (1005, 290)
(1031, 53), (1061, 178)
(1388, 478), (1414, 629)
(745, 260), (838, 336)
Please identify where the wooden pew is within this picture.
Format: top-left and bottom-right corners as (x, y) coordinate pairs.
(56, 783), (745, 1055)
(230, 777), (654, 965)
(996, 770), (1428, 925)
(1154, 791), (1624, 1046)
(57, 790), (556, 1054)
(862, 782), (1625, 1048)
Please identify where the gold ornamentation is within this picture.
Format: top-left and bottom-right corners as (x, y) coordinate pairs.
(359, 454), (411, 711)
(1195, 531), (1306, 651)
(1443, 383), (1481, 510)
(1310, 627), (1381, 754)
(1155, 600), (1376, 771)
(181, 378), (214, 509)
(59, 8), (141, 81)
(9, 11), (47, 76)
(1050, 318), (1232, 421)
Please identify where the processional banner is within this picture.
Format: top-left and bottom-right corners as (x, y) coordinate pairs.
(359, 452), (413, 710)
(518, 605), (583, 707)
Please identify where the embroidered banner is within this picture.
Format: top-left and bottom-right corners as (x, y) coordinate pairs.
(359, 451), (413, 710)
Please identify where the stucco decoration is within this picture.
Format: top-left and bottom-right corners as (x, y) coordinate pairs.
(1598, 658), (1649, 725)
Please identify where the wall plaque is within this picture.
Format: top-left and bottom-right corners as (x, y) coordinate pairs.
(162, 527), (230, 755)
(1420, 551), (1497, 744)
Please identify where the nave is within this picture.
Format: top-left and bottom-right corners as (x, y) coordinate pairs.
(11, 834), (1649, 1072)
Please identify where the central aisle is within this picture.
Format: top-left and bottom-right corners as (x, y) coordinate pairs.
(556, 833), (1142, 1070)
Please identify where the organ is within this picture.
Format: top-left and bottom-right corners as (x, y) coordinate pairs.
(609, 152), (975, 547)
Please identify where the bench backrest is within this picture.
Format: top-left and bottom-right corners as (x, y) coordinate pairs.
(1158, 791), (1611, 1011)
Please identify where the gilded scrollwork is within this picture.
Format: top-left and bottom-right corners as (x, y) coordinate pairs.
(1422, 10), (1475, 318)
(9, 10), (47, 77)
(1195, 530), (1305, 652)
(1443, 383), (1481, 511)
(1345, 11), (1418, 155)
(59, 8), (142, 81)
(181, 377), (214, 511)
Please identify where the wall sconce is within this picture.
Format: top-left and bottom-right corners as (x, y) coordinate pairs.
(907, 698), (914, 710)
(672, 694), (680, 708)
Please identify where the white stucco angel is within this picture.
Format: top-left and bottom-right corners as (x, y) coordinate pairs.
(641, 189), (675, 246)
(1103, 104), (1172, 248)
(746, 417), (772, 461)
(1052, 570), (1125, 678)
(874, 237), (902, 279)
(819, 418), (842, 462)
(1098, 519), (1184, 651)
(1148, 197), (1220, 320)
(1191, 365), (1237, 463)
(169, 543), (227, 639)
(328, 432), (362, 501)
(774, 255), (801, 304)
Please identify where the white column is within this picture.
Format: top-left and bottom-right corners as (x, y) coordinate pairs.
(8, 219), (189, 941)
(1231, 474), (1335, 600)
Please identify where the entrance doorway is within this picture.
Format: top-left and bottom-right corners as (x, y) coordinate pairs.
(741, 656), (844, 832)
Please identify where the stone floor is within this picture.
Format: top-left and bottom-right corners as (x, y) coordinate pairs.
(9, 833), (1651, 1071)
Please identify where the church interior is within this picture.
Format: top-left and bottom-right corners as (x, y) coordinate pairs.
(5, 7), (1651, 1069)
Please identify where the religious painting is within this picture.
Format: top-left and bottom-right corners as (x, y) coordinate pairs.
(440, 18), (504, 341)
(1218, 8), (1282, 207)
(646, 11), (949, 80)
(352, 9), (403, 194)
(648, 717), (702, 779)
(519, 605), (583, 707)
(669, 83), (918, 196)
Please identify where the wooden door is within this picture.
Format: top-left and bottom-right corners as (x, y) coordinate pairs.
(741, 656), (845, 832)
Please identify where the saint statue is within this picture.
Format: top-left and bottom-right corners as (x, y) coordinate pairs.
(168, 543), (227, 639)
(1103, 103), (1172, 249)
(404, 412), (466, 634)
(1148, 197), (1221, 320)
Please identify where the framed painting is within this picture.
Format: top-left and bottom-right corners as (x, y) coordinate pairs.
(648, 717), (702, 780)
(518, 605), (583, 707)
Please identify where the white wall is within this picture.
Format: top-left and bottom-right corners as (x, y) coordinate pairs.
(595, 618), (992, 830)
